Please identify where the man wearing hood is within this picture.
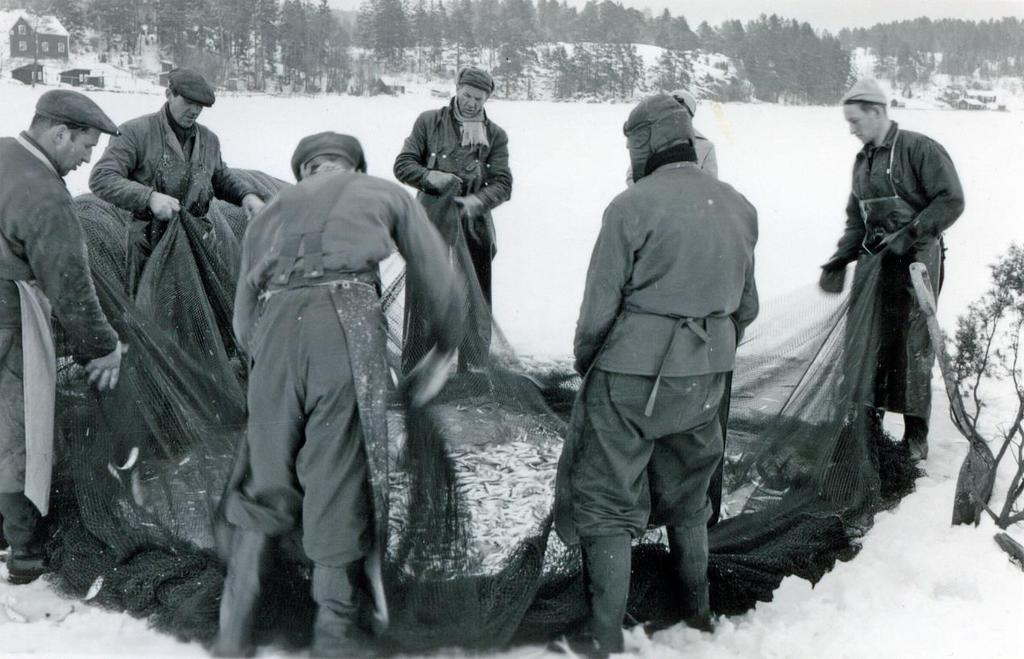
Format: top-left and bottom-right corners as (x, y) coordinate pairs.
(819, 78), (964, 462)
(216, 133), (463, 657)
(394, 66), (512, 373)
(89, 68), (265, 294)
(554, 94), (758, 656)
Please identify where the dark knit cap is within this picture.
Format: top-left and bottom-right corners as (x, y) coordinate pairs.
(456, 66), (495, 94)
(168, 69), (216, 107)
(291, 132), (366, 181)
(35, 89), (119, 135)
(624, 93), (694, 150)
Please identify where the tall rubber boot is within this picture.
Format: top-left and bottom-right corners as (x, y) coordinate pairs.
(212, 528), (269, 657)
(904, 415), (929, 462)
(667, 525), (713, 632)
(581, 534), (632, 656)
(311, 561), (371, 657)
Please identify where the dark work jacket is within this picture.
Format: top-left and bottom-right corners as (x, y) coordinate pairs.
(575, 162), (759, 377)
(829, 121), (965, 265)
(234, 171), (462, 354)
(89, 105), (257, 220)
(0, 136), (118, 360)
(393, 100), (512, 248)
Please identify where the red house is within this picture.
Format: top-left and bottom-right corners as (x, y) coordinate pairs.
(3, 12), (69, 61)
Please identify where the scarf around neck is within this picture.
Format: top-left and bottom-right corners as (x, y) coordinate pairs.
(452, 100), (489, 148)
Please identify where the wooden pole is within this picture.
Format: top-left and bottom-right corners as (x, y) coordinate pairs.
(909, 262), (995, 525)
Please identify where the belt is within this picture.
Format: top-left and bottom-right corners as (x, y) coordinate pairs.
(258, 272), (378, 302)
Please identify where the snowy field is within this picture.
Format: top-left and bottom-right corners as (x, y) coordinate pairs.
(0, 81), (1022, 657)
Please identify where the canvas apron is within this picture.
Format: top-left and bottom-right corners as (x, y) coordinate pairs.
(854, 130), (939, 417)
(0, 235), (56, 516)
(553, 313), (714, 545)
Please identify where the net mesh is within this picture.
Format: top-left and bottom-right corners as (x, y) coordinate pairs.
(43, 170), (918, 652)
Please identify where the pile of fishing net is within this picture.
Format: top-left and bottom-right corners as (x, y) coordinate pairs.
(43, 170), (918, 653)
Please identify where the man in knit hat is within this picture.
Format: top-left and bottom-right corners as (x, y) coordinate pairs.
(552, 94), (758, 655)
(216, 132), (463, 657)
(394, 65), (512, 374)
(0, 90), (126, 584)
(819, 78), (964, 461)
(89, 68), (265, 295)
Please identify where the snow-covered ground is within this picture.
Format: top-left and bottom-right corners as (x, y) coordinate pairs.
(0, 81), (1022, 657)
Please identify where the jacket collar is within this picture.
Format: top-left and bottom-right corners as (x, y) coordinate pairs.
(16, 132), (63, 184)
(861, 120), (899, 157)
(156, 105), (203, 162)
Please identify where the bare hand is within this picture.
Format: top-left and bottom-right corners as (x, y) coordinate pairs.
(85, 341), (128, 392)
(424, 170), (462, 194)
(148, 191), (181, 221)
(241, 194), (265, 218)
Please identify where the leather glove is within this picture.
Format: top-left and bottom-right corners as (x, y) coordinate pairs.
(455, 194), (485, 220)
(424, 170), (462, 195)
(818, 258), (848, 294)
(880, 222), (919, 256)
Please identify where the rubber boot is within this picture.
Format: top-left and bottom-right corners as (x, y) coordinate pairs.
(904, 415), (929, 462)
(581, 534), (632, 656)
(212, 528), (269, 657)
(667, 525), (713, 632)
(310, 561), (371, 657)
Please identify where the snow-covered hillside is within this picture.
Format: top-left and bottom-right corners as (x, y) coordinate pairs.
(0, 83), (1021, 657)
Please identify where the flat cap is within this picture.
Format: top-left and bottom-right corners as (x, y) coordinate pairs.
(35, 89), (119, 135)
(456, 66), (495, 94)
(841, 78), (887, 106)
(168, 68), (216, 107)
(670, 89), (698, 116)
(291, 132), (366, 181)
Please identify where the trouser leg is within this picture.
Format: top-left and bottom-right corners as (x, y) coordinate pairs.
(666, 524), (712, 630)
(904, 414), (929, 461)
(580, 534), (632, 655)
(458, 231), (493, 371)
(0, 492), (40, 552)
(310, 562), (370, 657)
(213, 528), (270, 657)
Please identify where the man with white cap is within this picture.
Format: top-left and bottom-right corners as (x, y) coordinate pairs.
(216, 132), (463, 657)
(0, 90), (126, 584)
(819, 78), (964, 461)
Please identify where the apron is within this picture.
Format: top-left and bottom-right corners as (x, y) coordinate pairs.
(0, 233), (56, 516)
(853, 130), (940, 417)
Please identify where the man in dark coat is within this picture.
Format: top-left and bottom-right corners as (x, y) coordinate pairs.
(216, 133), (463, 657)
(88, 68), (265, 294)
(819, 78), (964, 461)
(394, 66), (512, 372)
(554, 94), (758, 655)
(0, 90), (125, 584)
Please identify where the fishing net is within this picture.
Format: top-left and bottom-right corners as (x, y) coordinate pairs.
(42, 169), (918, 653)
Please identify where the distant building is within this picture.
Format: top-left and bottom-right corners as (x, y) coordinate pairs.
(1, 11), (69, 61)
(11, 62), (43, 84)
(956, 98), (987, 111)
(59, 68), (91, 86)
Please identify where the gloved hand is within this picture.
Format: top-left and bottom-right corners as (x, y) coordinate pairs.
(424, 170), (462, 195)
(880, 222), (919, 256)
(455, 194), (485, 220)
(818, 258), (848, 294)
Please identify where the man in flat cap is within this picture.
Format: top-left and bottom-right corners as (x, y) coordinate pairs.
(215, 133), (463, 657)
(626, 88), (718, 184)
(394, 65), (512, 374)
(89, 68), (265, 295)
(819, 78), (964, 461)
(553, 94), (758, 655)
(0, 90), (126, 584)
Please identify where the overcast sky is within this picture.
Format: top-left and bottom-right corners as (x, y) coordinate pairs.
(330, 0), (1024, 32)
